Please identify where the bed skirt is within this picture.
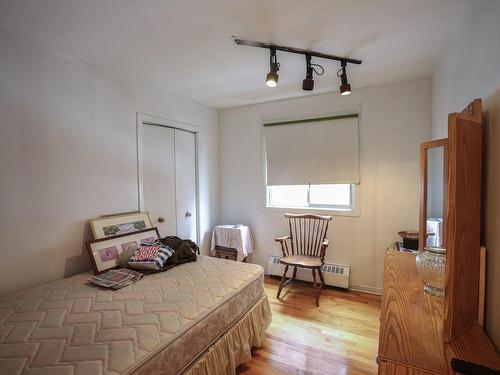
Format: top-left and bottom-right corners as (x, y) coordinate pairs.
(184, 293), (272, 375)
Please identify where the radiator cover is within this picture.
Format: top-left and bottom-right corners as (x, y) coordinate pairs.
(267, 255), (350, 289)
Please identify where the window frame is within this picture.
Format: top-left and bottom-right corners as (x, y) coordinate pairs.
(266, 183), (359, 215)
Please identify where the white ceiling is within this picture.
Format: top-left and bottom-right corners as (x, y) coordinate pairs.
(0, 0), (470, 108)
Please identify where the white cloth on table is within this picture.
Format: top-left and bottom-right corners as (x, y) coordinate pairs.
(211, 225), (254, 262)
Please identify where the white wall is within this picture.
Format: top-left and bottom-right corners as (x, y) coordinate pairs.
(219, 79), (432, 293)
(431, 0), (500, 348)
(432, 1), (500, 138)
(0, 33), (219, 296)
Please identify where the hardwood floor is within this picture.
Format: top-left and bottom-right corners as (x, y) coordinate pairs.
(237, 276), (381, 375)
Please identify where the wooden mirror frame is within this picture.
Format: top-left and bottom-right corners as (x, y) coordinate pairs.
(419, 139), (448, 252)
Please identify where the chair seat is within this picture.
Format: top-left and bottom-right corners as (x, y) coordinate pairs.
(280, 255), (322, 268)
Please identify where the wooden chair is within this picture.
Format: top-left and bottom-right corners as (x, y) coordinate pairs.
(275, 213), (332, 307)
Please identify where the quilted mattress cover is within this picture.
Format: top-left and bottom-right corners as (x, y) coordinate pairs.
(0, 255), (265, 375)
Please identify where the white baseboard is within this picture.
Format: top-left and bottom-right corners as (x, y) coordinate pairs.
(266, 274), (382, 296)
(349, 284), (382, 295)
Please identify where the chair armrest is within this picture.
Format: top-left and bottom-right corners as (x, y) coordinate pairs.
(320, 239), (330, 261)
(275, 235), (291, 242)
(275, 235), (291, 257)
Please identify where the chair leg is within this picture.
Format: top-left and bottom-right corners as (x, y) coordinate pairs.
(277, 265), (289, 299)
(318, 268), (326, 287)
(292, 266), (297, 281)
(312, 268), (320, 307)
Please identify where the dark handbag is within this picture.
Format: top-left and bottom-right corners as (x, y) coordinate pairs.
(138, 236), (198, 274)
(160, 236), (199, 256)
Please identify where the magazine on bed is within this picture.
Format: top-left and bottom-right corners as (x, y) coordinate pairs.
(89, 268), (143, 289)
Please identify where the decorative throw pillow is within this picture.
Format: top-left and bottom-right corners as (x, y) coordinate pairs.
(128, 242), (175, 270)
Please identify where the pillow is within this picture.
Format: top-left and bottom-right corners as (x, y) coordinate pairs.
(128, 242), (175, 270)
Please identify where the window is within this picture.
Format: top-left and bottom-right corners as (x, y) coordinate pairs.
(264, 113), (360, 214)
(267, 184), (354, 211)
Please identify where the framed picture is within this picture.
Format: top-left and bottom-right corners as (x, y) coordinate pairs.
(86, 227), (160, 274)
(90, 212), (153, 239)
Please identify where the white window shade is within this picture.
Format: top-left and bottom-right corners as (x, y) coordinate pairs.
(264, 114), (359, 185)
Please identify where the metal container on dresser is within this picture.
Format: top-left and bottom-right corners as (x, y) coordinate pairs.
(378, 99), (500, 374)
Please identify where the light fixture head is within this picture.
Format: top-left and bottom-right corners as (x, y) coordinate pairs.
(266, 49), (280, 88)
(302, 54), (314, 91)
(302, 77), (314, 91)
(339, 60), (352, 95)
(340, 83), (351, 95)
(266, 71), (279, 87)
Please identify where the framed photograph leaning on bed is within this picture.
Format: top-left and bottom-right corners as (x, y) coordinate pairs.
(90, 211), (153, 239)
(86, 228), (160, 274)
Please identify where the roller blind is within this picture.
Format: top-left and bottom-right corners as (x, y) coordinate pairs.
(264, 114), (359, 185)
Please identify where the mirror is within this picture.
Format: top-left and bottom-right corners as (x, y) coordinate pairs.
(419, 140), (448, 252)
(427, 146), (444, 246)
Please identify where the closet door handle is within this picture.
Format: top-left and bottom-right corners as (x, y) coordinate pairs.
(185, 212), (192, 217)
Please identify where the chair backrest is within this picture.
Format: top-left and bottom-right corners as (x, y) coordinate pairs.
(285, 213), (332, 258)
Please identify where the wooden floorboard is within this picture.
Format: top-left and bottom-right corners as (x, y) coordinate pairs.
(237, 275), (381, 375)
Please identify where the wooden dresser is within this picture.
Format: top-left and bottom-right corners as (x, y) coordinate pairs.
(378, 252), (499, 374)
(378, 100), (500, 374)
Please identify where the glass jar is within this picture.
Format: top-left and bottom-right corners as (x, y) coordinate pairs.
(416, 246), (446, 297)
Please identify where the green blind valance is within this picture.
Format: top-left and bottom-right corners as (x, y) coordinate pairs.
(263, 113), (359, 127)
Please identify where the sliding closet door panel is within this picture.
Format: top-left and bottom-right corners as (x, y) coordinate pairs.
(142, 125), (176, 237)
(175, 129), (197, 241)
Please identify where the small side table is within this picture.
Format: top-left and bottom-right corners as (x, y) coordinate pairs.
(211, 225), (254, 262)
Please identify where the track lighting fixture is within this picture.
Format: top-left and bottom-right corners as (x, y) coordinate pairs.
(338, 60), (352, 96)
(234, 38), (362, 95)
(265, 49), (280, 87)
(302, 54), (314, 91)
(302, 54), (324, 91)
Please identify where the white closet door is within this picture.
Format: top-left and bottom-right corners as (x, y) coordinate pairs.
(174, 129), (197, 241)
(141, 125), (176, 237)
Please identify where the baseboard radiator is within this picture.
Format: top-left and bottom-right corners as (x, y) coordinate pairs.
(267, 255), (350, 289)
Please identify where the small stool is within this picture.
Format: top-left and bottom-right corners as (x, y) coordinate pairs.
(214, 246), (246, 262)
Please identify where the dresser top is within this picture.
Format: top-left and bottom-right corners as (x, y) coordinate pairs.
(379, 252), (499, 374)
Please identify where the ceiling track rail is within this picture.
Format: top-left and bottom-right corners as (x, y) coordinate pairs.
(233, 38), (362, 65)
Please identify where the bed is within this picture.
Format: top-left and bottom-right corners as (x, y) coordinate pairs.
(0, 255), (271, 375)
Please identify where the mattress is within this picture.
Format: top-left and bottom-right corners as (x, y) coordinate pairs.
(0, 255), (266, 375)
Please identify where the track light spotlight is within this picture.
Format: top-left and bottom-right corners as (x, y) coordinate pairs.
(265, 49), (280, 87)
(302, 54), (314, 91)
(266, 72), (278, 87)
(302, 54), (324, 91)
(339, 60), (352, 96)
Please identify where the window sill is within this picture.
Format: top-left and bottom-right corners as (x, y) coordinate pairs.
(265, 205), (360, 217)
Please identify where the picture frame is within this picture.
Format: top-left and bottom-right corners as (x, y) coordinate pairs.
(86, 227), (160, 274)
(90, 211), (153, 239)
